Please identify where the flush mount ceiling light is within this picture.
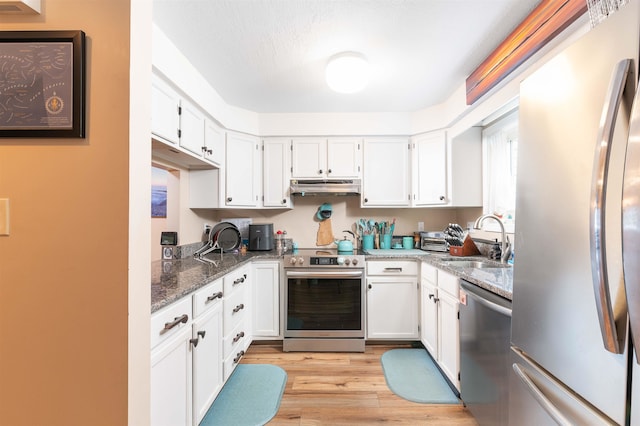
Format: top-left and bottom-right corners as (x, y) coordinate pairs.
(325, 52), (370, 94)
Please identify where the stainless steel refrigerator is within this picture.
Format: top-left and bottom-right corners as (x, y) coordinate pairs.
(510, 1), (640, 424)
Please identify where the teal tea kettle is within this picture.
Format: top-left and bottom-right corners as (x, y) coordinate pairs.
(335, 230), (355, 252)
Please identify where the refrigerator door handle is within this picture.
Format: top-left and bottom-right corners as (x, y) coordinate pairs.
(512, 363), (573, 426)
(623, 64), (640, 362)
(590, 58), (632, 354)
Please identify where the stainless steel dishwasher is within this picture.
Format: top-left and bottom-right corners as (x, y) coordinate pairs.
(459, 280), (512, 425)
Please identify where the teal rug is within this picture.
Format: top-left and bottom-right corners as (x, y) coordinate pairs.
(381, 349), (459, 404)
(200, 364), (287, 426)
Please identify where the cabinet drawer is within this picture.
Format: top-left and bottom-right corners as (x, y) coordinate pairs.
(224, 266), (249, 295)
(150, 297), (192, 349)
(367, 260), (418, 276)
(223, 338), (249, 382)
(223, 319), (249, 359)
(438, 270), (460, 296)
(193, 278), (223, 318)
(223, 287), (248, 336)
(421, 262), (437, 283)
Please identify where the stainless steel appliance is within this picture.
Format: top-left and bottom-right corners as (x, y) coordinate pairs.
(248, 223), (273, 251)
(283, 248), (365, 352)
(419, 231), (447, 252)
(459, 280), (512, 425)
(511, 2), (640, 423)
(290, 178), (361, 196)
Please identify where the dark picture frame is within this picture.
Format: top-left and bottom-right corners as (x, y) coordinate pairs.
(0, 30), (86, 138)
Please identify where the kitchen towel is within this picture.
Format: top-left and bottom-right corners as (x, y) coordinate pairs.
(200, 364), (287, 426)
(381, 348), (459, 404)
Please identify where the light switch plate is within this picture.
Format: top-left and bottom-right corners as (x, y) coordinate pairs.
(0, 198), (9, 236)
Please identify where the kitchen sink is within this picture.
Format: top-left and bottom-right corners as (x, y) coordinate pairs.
(440, 259), (511, 269)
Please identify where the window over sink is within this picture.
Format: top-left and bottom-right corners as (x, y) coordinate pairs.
(482, 109), (518, 233)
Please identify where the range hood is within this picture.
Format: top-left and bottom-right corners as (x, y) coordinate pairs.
(290, 179), (361, 196)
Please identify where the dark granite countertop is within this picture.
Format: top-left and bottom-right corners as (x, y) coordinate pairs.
(363, 251), (513, 301)
(151, 250), (281, 313)
(152, 248), (513, 313)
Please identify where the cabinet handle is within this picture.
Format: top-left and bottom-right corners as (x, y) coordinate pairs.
(189, 338), (199, 348)
(163, 314), (188, 330)
(383, 267), (403, 272)
(233, 274), (246, 285)
(227, 197), (233, 202)
(206, 291), (223, 302)
(207, 149), (212, 155)
(233, 303), (245, 313)
(233, 331), (245, 343)
(201, 146), (207, 153)
(233, 350), (245, 364)
(197, 330), (206, 339)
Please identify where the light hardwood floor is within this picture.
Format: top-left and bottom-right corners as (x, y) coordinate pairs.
(241, 343), (478, 425)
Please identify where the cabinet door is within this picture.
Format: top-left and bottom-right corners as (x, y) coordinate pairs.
(151, 76), (180, 144)
(179, 99), (206, 157)
(327, 138), (361, 178)
(291, 137), (326, 178)
(251, 261), (280, 337)
(192, 304), (223, 425)
(421, 278), (439, 358)
(412, 132), (447, 206)
(226, 133), (260, 207)
(439, 290), (460, 390)
(263, 138), (292, 208)
(366, 277), (419, 339)
(151, 326), (193, 426)
(204, 119), (225, 167)
(362, 138), (410, 207)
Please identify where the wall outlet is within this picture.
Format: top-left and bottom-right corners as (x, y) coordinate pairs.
(417, 221), (424, 232)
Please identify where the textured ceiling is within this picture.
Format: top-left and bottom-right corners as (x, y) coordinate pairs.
(153, 0), (541, 113)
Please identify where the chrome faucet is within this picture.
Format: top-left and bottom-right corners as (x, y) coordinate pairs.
(473, 214), (511, 263)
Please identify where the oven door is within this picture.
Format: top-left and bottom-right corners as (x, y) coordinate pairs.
(284, 269), (365, 338)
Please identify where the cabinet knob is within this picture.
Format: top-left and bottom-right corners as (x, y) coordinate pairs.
(282, 199), (286, 204)
(318, 169), (323, 174)
(364, 198), (368, 203)
(368, 284), (372, 289)
(327, 168), (332, 174)
(227, 197), (233, 202)
(439, 195), (445, 201)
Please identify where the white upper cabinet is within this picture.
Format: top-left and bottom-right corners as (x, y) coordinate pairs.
(151, 74), (180, 145)
(204, 119), (225, 168)
(291, 137), (361, 179)
(411, 131), (447, 206)
(226, 132), (261, 207)
(410, 128), (482, 208)
(179, 98), (206, 158)
(362, 138), (410, 207)
(262, 138), (292, 208)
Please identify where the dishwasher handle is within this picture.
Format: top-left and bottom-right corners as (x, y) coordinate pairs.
(461, 281), (512, 317)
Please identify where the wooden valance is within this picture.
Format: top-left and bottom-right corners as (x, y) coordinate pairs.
(465, 0), (588, 105)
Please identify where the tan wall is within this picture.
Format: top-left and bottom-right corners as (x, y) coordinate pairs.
(0, 2), (131, 425)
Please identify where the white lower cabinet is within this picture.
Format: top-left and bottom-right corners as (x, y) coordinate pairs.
(223, 265), (252, 381)
(366, 261), (419, 339)
(251, 261), (281, 338)
(192, 279), (224, 424)
(420, 262), (460, 390)
(150, 298), (194, 426)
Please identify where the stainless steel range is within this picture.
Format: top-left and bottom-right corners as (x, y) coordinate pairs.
(283, 249), (365, 352)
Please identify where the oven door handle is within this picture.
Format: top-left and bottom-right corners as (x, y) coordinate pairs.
(286, 270), (364, 279)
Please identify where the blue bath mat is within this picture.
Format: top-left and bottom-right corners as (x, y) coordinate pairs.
(200, 364), (287, 426)
(381, 349), (459, 404)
